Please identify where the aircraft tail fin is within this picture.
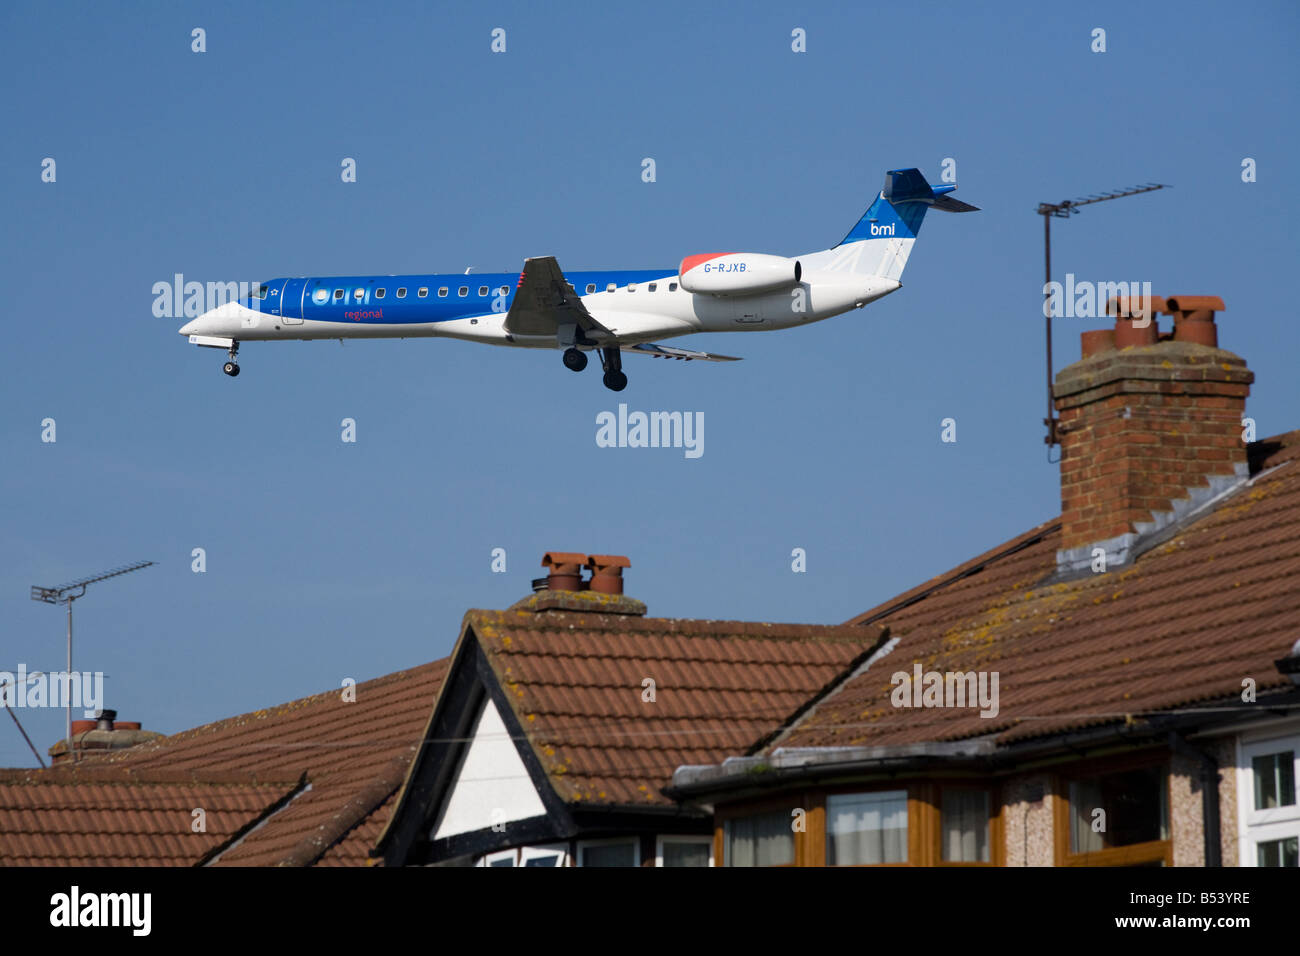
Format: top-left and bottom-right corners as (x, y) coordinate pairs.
(831, 168), (979, 280)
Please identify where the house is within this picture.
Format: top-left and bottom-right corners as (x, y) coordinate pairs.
(666, 296), (1300, 867)
(373, 553), (882, 866)
(5, 296), (1296, 868)
(0, 660), (448, 865)
(1, 555), (883, 867)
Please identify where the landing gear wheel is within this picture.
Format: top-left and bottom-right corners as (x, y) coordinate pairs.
(223, 361), (240, 377)
(563, 347), (588, 372)
(598, 346), (626, 391)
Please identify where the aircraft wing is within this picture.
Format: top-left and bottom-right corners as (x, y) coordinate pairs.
(621, 343), (741, 362)
(504, 256), (611, 338)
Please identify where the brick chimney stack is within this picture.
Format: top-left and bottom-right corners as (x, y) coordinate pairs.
(1053, 296), (1253, 573)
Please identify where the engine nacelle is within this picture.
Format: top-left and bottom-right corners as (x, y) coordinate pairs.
(678, 252), (802, 296)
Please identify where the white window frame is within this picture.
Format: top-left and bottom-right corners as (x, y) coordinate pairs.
(477, 848), (517, 867)
(576, 837), (640, 867)
(654, 835), (713, 867)
(518, 843), (569, 867)
(1236, 726), (1300, 867)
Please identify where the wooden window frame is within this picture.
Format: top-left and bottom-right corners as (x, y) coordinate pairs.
(713, 780), (1002, 867)
(1052, 750), (1172, 867)
(715, 793), (804, 867)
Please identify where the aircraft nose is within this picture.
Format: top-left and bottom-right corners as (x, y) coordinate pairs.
(178, 317), (199, 335)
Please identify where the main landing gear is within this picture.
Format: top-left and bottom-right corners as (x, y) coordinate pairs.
(598, 346), (627, 391)
(222, 342), (240, 377)
(563, 347), (588, 372)
(561, 345), (626, 390)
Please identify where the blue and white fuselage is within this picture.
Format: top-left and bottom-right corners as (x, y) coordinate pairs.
(178, 168), (977, 390)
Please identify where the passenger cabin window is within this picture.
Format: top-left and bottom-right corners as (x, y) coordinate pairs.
(648, 282), (657, 292)
(497, 286), (508, 295)
(628, 283), (637, 292)
(586, 283), (596, 294)
(606, 283), (617, 292)
(418, 287), (428, 298)
(375, 288), (386, 299)
(354, 289), (364, 300)
(438, 287), (448, 297)
(669, 282), (678, 291)
(397, 288), (407, 298)
(333, 289), (344, 300)
(313, 289), (329, 304)
(478, 285), (489, 296)
(458, 286), (469, 297)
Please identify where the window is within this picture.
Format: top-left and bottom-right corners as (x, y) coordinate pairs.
(478, 285), (489, 296)
(1069, 766), (1168, 854)
(497, 286), (508, 296)
(627, 283), (637, 292)
(312, 289), (329, 304)
(941, 789), (990, 862)
(725, 809), (794, 867)
(418, 287), (428, 298)
(333, 289), (344, 300)
(251, 284), (268, 299)
(648, 282), (657, 292)
(478, 849), (516, 867)
(669, 282), (678, 291)
(375, 288), (385, 299)
(1240, 734), (1300, 867)
(577, 839), (638, 867)
(519, 844), (569, 867)
(586, 283), (596, 294)
(826, 791), (907, 865)
(458, 286), (469, 297)
(438, 287), (448, 297)
(397, 288), (407, 298)
(354, 289), (364, 301)
(606, 283), (616, 292)
(656, 836), (712, 867)
(1257, 837), (1298, 867)
(1254, 751), (1296, 810)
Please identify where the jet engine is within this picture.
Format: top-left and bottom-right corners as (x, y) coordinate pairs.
(678, 253), (802, 295)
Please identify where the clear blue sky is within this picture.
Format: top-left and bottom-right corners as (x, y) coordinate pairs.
(2, 1), (1296, 764)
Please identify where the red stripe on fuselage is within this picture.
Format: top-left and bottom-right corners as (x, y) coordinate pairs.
(678, 252), (736, 276)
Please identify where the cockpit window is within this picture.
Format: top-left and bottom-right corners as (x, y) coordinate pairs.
(251, 284), (269, 299)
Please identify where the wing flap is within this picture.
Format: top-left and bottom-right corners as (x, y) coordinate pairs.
(621, 343), (741, 362)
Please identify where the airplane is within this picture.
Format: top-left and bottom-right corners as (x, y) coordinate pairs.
(178, 167), (977, 391)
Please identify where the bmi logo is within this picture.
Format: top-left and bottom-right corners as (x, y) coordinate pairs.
(869, 222), (896, 237)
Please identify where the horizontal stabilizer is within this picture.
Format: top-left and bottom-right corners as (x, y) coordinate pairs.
(621, 343), (741, 362)
(931, 195), (980, 213)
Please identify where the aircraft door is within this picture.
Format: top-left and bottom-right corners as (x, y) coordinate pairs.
(280, 278), (305, 325)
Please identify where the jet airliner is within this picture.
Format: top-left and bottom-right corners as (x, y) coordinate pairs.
(178, 167), (977, 390)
